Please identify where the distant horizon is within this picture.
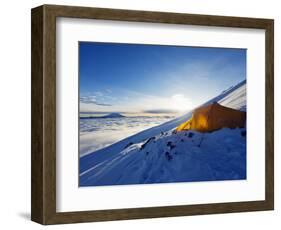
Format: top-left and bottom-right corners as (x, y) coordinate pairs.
(79, 42), (246, 115)
(79, 111), (179, 118)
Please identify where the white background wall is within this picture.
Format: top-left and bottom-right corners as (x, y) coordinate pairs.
(0, 0), (279, 229)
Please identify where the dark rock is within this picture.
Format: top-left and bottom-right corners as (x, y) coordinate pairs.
(124, 142), (133, 149)
(188, 132), (194, 138)
(167, 141), (176, 150)
(170, 144), (176, 150)
(140, 137), (156, 150)
(165, 152), (173, 161)
(167, 141), (172, 147)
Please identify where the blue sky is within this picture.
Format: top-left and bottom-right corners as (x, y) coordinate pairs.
(79, 42), (246, 115)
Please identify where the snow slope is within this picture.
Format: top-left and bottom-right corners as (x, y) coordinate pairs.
(80, 80), (246, 186)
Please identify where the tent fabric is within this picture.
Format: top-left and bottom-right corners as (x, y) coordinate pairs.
(176, 102), (246, 132)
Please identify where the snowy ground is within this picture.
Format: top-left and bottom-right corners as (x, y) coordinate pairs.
(80, 80), (247, 186)
(80, 128), (246, 186)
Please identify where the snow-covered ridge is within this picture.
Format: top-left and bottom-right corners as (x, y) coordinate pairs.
(80, 80), (247, 186)
(218, 82), (246, 111)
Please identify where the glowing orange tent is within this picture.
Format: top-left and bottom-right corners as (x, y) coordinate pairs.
(176, 102), (246, 132)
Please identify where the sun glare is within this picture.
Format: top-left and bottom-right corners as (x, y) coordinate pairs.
(171, 94), (193, 112)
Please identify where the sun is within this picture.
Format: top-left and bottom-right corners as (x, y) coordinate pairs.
(171, 94), (193, 112)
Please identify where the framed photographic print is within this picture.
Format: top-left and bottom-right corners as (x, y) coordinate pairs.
(31, 4), (274, 225)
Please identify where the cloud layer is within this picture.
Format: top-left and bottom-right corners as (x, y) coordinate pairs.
(80, 95), (112, 106)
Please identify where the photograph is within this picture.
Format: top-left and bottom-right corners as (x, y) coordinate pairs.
(79, 42), (247, 187)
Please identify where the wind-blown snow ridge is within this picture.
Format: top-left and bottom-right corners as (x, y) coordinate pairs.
(80, 80), (247, 186)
